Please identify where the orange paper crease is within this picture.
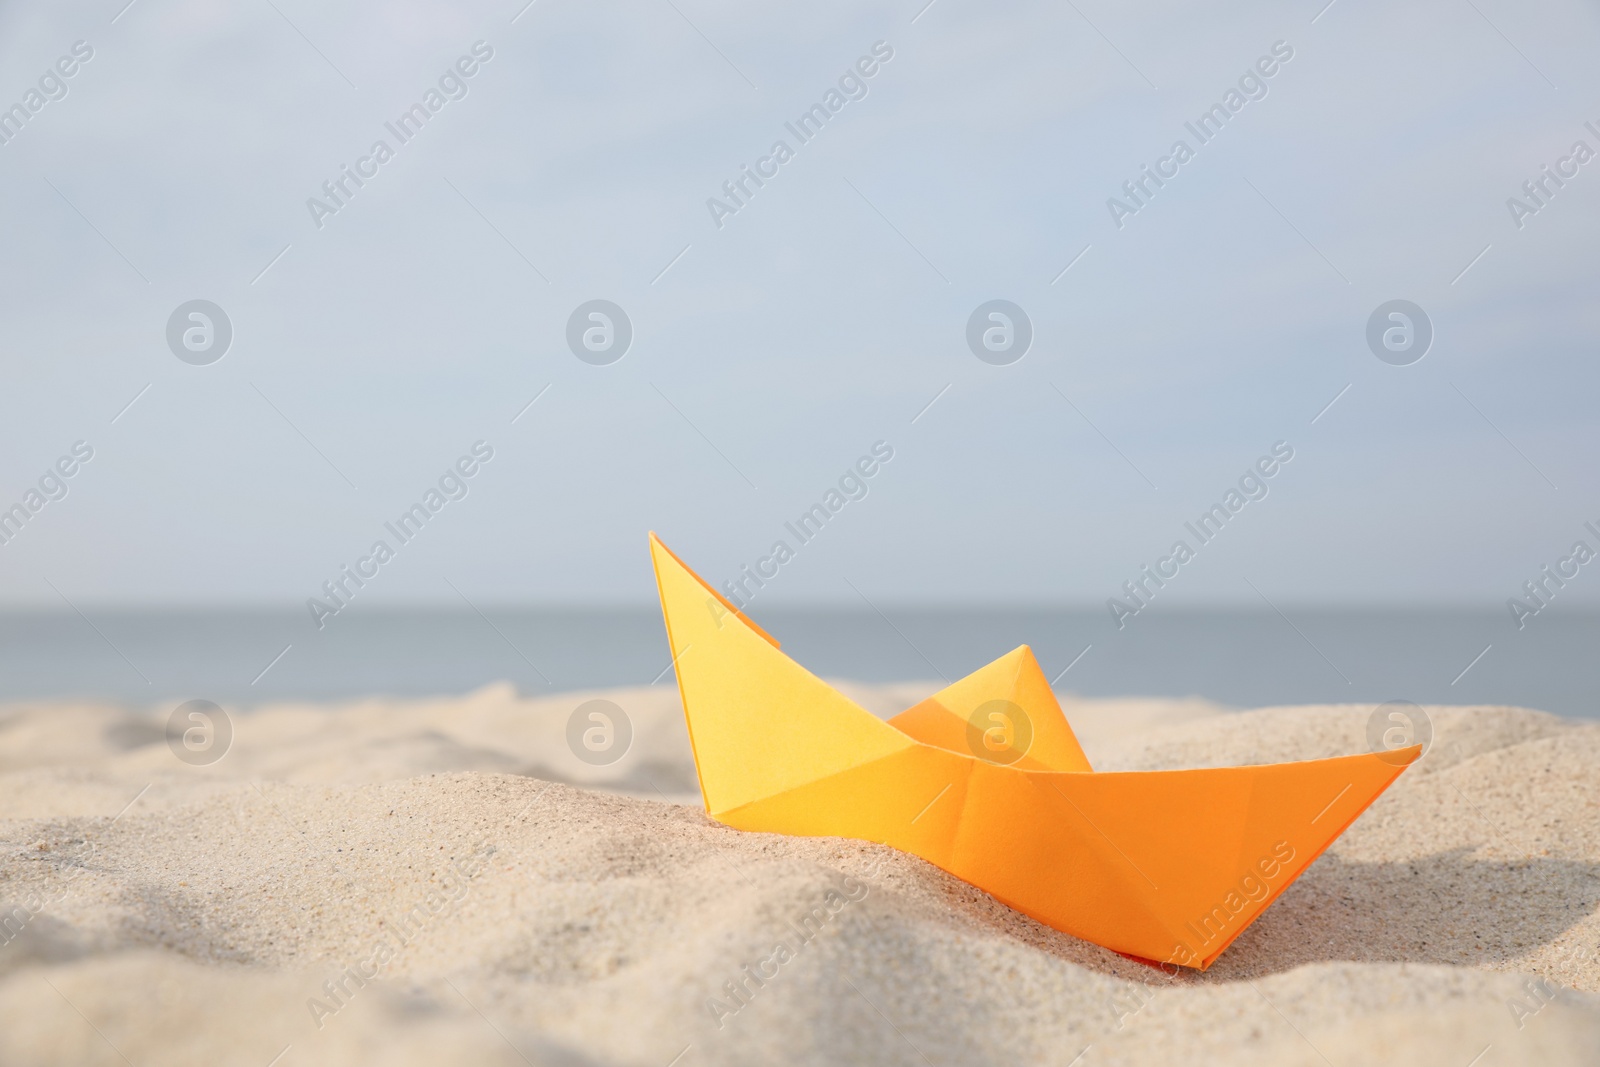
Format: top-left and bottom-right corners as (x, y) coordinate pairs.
(650, 533), (1418, 969)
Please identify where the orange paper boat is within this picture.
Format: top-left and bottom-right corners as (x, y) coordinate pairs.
(650, 533), (1419, 969)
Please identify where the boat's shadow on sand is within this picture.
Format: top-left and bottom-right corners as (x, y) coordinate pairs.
(1207, 847), (1599, 978)
(1139, 847), (1595, 981)
(919, 844), (1597, 982)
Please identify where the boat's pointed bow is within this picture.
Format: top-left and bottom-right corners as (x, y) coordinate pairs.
(1033, 743), (1422, 970)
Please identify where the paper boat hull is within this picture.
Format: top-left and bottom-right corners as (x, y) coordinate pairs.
(650, 533), (1418, 968)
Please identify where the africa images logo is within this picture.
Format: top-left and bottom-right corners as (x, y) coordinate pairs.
(705, 41), (894, 229)
(1106, 40), (1294, 229)
(305, 41), (494, 230)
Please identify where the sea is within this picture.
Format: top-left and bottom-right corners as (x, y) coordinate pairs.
(0, 606), (1595, 720)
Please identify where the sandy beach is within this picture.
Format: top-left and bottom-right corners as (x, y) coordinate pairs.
(1, 684), (1596, 1065)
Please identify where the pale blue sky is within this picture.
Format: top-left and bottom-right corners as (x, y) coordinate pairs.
(1, 0), (1597, 608)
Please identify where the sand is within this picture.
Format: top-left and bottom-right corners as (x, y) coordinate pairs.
(1, 682), (1597, 1066)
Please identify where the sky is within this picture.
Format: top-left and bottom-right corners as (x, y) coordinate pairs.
(1, 0), (1598, 611)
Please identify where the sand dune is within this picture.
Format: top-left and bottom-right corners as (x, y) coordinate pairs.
(0, 685), (1596, 1065)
